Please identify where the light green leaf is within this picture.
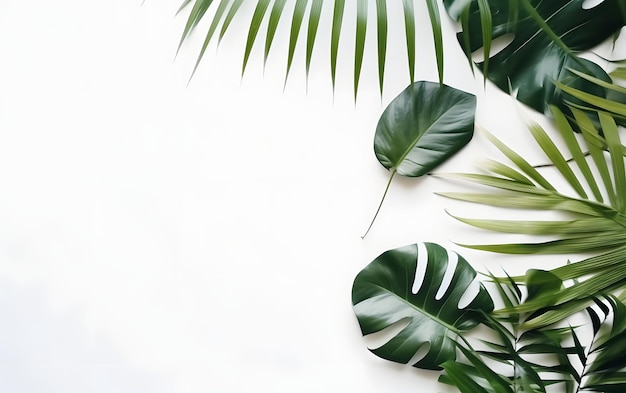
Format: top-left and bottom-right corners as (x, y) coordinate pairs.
(611, 67), (626, 80)
(551, 106), (603, 202)
(558, 81), (626, 117)
(480, 129), (555, 191)
(574, 109), (619, 207)
(550, 245), (626, 281)
(478, 159), (534, 185)
(448, 215), (621, 236)
(459, 231), (626, 255)
(599, 111), (626, 213)
(528, 122), (587, 198)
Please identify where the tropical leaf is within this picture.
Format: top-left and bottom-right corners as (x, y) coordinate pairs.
(353, 246), (594, 391)
(176, 0), (494, 96)
(351, 242), (493, 370)
(439, 275), (579, 393)
(586, 298), (626, 374)
(555, 70), (626, 129)
(374, 82), (476, 177)
(541, 296), (626, 392)
(438, 107), (626, 327)
(363, 81), (476, 237)
(444, 0), (626, 116)
(442, 108), (626, 251)
(612, 67), (626, 80)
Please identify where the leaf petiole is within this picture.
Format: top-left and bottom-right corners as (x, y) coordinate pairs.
(361, 169), (396, 239)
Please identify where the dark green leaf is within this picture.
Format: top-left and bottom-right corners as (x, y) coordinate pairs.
(242, 0), (273, 75)
(444, 0), (626, 115)
(401, 0), (416, 83)
(425, 0), (444, 85)
(305, 0), (324, 81)
(353, 0), (367, 100)
(330, 0), (345, 92)
(285, 0), (309, 85)
(363, 81), (476, 237)
(374, 81), (476, 177)
(375, 0), (387, 95)
(525, 269), (562, 303)
(352, 243), (493, 370)
(264, 0), (288, 64)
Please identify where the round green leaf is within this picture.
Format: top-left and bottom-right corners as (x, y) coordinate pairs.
(352, 243), (493, 370)
(374, 81), (476, 177)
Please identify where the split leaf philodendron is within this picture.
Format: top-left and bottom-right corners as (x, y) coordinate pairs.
(362, 81), (476, 237)
(445, 0), (626, 116)
(353, 243), (626, 392)
(351, 242), (493, 369)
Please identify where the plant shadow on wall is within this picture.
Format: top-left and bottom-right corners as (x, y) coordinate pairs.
(175, 0), (626, 391)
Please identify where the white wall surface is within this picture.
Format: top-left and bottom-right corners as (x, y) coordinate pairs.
(0, 1), (596, 392)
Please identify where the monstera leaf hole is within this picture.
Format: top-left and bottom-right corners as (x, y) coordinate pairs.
(361, 82), (476, 238)
(582, 0), (606, 9)
(445, 0), (626, 117)
(352, 243), (493, 370)
(360, 317), (435, 365)
(469, 33), (515, 63)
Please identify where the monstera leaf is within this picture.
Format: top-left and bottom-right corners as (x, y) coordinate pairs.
(444, 0), (626, 115)
(351, 242), (493, 370)
(363, 81), (476, 236)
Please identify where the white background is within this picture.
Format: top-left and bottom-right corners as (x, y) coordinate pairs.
(0, 1), (618, 392)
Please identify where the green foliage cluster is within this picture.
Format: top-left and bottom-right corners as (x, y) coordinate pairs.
(353, 244), (626, 392)
(175, 0), (626, 391)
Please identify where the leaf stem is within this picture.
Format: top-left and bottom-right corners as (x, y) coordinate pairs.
(361, 169), (396, 239)
(532, 151), (591, 169)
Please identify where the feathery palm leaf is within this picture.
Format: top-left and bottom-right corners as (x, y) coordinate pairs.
(437, 106), (626, 327)
(541, 295), (626, 392)
(581, 296), (626, 392)
(440, 275), (580, 392)
(176, 0), (495, 97)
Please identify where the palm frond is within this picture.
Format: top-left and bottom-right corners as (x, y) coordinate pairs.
(611, 67), (626, 80)
(442, 108), (626, 252)
(439, 106), (626, 326)
(579, 297), (626, 391)
(176, 0), (493, 96)
(440, 276), (581, 392)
